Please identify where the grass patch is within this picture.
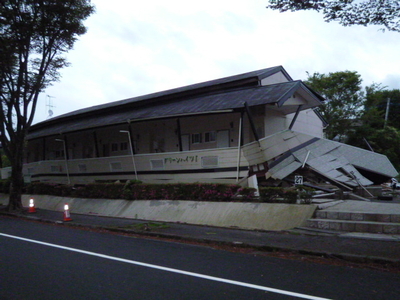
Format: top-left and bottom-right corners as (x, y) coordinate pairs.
(116, 222), (170, 231)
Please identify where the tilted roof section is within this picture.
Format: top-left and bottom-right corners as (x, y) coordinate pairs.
(38, 66), (291, 124)
(28, 80), (322, 140)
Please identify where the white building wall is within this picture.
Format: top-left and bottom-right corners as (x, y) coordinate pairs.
(264, 109), (286, 137)
(261, 71), (290, 86)
(286, 109), (324, 138)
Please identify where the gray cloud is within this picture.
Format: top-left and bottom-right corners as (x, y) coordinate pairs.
(34, 0), (400, 123)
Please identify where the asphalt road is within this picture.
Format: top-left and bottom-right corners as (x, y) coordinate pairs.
(1, 217), (399, 300)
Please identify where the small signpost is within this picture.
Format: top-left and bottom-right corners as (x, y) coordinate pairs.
(294, 175), (303, 186)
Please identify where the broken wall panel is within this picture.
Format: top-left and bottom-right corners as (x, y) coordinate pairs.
(243, 130), (398, 188)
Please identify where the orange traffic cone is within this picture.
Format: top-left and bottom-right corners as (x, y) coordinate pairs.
(28, 198), (36, 213)
(63, 203), (72, 222)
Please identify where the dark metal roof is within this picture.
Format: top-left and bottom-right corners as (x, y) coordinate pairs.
(28, 80), (322, 140)
(34, 66), (290, 125)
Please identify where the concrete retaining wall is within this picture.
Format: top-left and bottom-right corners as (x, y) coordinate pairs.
(0, 194), (317, 231)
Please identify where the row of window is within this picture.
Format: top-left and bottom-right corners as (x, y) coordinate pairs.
(111, 142), (128, 152)
(52, 142), (129, 158)
(52, 132), (215, 156)
(192, 131), (216, 144)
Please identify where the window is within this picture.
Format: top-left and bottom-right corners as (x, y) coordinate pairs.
(78, 164), (87, 173)
(201, 156), (218, 168)
(111, 143), (118, 152)
(120, 142), (128, 151)
(150, 159), (164, 170)
(55, 150), (64, 158)
(192, 133), (202, 144)
(204, 131), (216, 143)
(51, 165), (61, 173)
(110, 162), (122, 171)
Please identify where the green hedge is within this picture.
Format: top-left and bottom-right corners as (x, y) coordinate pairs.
(259, 186), (315, 204)
(297, 186), (316, 204)
(123, 182), (241, 201)
(74, 183), (125, 199)
(259, 187), (297, 203)
(22, 182), (313, 203)
(24, 181), (245, 201)
(25, 182), (125, 199)
(25, 182), (74, 197)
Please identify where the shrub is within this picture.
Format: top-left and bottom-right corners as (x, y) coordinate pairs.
(259, 187), (298, 204)
(25, 182), (73, 196)
(283, 189), (298, 204)
(259, 187), (283, 203)
(73, 183), (125, 199)
(235, 187), (257, 201)
(123, 182), (241, 201)
(296, 186), (315, 204)
(24, 181), (249, 202)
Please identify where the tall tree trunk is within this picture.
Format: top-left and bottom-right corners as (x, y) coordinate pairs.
(6, 142), (24, 211)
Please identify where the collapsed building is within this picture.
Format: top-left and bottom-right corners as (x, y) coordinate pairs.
(4, 66), (396, 195)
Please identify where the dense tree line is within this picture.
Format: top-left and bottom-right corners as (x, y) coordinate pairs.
(305, 71), (400, 171)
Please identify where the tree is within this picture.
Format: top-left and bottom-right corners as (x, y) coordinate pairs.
(346, 85), (400, 171)
(305, 71), (364, 142)
(0, 0), (94, 211)
(364, 86), (400, 129)
(266, 0), (400, 32)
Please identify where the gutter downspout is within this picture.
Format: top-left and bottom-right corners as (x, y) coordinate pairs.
(177, 118), (183, 152)
(243, 102), (260, 146)
(289, 105), (302, 130)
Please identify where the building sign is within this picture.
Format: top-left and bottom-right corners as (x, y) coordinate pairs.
(164, 156), (198, 164)
(294, 175), (303, 185)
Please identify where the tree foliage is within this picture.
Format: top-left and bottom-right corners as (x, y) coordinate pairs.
(0, 0), (94, 210)
(364, 86), (400, 129)
(347, 85), (400, 171)
(305, 71), (364, 141)
(267, 0), (400, 32)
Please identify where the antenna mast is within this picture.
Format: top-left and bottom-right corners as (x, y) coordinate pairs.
(46, 95), (56, 119)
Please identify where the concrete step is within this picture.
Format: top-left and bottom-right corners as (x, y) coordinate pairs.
(306, 219), (400, 234)
(315, 210), (400, 223)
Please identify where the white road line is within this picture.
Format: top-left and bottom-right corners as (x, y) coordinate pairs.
(1, 233), (332, 300)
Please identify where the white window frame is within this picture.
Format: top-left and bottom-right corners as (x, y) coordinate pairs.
(191, 133), (202, 144)
(78, 164), (87, 173)
(150, 159), (165, 170)
(201, 156), (219, 168)
(110, 162), (122, 171)
(111, 143), (119, 152)
(120, 142), (128, 151)
(204, 131), (216, 143)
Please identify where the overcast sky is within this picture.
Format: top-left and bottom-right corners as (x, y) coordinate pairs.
(34, 0), (400, 123)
